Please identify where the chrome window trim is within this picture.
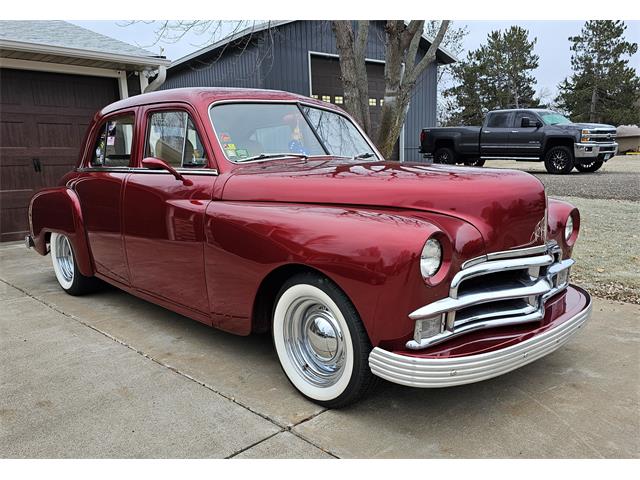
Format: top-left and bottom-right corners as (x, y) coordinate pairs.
(207, 99), (383, 164)
(76, 167), (218, 176)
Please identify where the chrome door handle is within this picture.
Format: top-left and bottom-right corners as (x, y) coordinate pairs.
(511, 130), (519, 133)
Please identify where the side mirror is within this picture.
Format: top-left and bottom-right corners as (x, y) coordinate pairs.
(142, 157), (192, 186)
(536, 120), (543, 128)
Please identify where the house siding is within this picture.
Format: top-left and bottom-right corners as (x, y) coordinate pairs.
(163, 20), (440, 162)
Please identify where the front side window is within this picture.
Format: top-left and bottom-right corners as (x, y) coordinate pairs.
(513, 112), (538, 128)
(301, 106), (376, 158)
(91, 114), (134, 167)
(146, 111), (208, 168)
(209, 103), (377, 163)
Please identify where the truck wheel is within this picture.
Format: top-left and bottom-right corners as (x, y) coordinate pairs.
(575, 160), (603, 173)
(272, 272), (376, 408)
(464, 158), (485, 167)
(544, 146), (574, 174)
(434, 147), (457, 164)
(50, 233), (100, 296)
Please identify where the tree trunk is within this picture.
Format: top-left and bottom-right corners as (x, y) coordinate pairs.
(332, 21), (371, 135)
(589, 86), (598, 122)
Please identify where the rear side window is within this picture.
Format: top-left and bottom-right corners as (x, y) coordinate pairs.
(486, 112), (511, 128)
(145, 111), (208, 168)
(91, 115), (135, 167)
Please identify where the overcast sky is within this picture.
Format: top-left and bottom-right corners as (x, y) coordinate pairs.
(72, 20), (640, 98)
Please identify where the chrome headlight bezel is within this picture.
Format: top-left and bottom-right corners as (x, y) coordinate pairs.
(420, 238), (443, 279)
(564, 214), (574, 242)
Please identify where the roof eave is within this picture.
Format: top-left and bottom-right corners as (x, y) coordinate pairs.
(0, 38), (171, 69)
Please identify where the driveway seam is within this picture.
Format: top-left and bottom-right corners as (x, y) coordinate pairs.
(0, 277), (340, 458)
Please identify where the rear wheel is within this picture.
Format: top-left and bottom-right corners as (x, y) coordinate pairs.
(575, 160), (603, 172)
(272, 272), (376, 408)
(544, 146), (574, 174)
(50, 233), (99, 296)
(433, 147), (457, 164)
(464, 158), (485, 167)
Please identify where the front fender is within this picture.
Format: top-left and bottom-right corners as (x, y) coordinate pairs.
(547, 198), (580, 258)
(204, 202), (485, 345)
(29, 187), (94, 276)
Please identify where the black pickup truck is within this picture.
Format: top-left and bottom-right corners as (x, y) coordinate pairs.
(419, 109), (618, 173)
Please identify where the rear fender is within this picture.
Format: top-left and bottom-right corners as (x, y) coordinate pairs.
(29, 187), (94, 276)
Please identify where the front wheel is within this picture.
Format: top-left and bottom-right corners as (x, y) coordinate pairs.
(575, 160), (603, 172)
(50, 233), (99, 296)
(544, 146), (574, 174)
(272, 272), (376, 408)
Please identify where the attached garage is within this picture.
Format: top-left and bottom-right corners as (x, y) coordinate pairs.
(0, 20), (170, 242)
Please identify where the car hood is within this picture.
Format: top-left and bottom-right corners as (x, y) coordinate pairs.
(222, 158), (548, 253)
(557, 122), (616, 130)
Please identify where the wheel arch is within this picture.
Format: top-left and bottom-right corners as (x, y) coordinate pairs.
(543, 136), (575, 155)
(29, 187), (94, 277)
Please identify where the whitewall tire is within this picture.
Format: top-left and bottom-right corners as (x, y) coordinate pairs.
(50, 232), (98, 296)
(272, 272), (376, 407)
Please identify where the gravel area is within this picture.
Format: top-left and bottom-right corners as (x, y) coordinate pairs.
(484, 155), (640, 201)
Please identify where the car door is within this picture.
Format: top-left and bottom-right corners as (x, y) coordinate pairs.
(74, 110), (137, 285)
(480, 111), (514, 157)
(122, 104), (218, 320)
(511, 111), (544, 157)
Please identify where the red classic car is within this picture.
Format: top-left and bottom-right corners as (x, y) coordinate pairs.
(26, 88), (591, 407)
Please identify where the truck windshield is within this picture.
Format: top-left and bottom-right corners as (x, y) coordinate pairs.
(539, 111), (572, 125)
(209, 102), (377, 162)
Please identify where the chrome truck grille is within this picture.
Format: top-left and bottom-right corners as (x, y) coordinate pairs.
(407, 242), (573, 350)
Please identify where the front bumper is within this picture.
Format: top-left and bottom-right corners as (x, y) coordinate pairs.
(574, 142), (618, 160)
(369, 285), (591, 388)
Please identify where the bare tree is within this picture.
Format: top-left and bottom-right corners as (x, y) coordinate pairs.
(124, 20), (450, 159)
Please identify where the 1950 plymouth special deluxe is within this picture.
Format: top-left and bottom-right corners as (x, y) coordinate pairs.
(26, 88), (591, 407)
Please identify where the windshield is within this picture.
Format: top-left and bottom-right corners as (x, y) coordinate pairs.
(539, 111), (572, 125)
(209, 102), (377, 162)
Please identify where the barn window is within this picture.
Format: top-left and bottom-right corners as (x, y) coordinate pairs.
(322, 95), (331, 103)
(334, 96), (344, 105)
(369, 98), (377, 106)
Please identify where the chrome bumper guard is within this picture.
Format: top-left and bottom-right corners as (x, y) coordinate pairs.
(368, 296), (591, 388)
(405, 242), (573, 350)
(574, 141), (618, 159)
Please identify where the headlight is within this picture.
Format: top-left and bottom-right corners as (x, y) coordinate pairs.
(420, 238), (442, 278)
(564, 214), (574, 241)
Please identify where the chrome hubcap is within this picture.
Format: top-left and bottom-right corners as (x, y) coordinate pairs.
(283, 298), (345, 387)
(55, 235), (74, 283)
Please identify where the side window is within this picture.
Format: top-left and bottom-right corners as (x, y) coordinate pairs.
(91, 115), (134, 167)
(514, 112), (537, 128)
(486, 112), (511, 128)
(145, 111), (208, 168)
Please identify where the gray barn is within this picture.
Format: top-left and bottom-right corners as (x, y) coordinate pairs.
(163, 21), (456, 162)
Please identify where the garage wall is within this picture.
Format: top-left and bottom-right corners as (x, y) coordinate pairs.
(0, 68), (119, 241)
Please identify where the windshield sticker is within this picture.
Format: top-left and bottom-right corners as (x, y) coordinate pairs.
(220, 133), (232, 142)
(224, 143), (237, 150)
(225, 148), (238, 158)
(235, 149), (249, 158)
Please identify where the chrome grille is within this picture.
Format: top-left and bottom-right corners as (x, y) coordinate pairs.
(407, 241), (573, 350)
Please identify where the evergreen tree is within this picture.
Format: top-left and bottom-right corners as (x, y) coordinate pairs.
(556, 20), (639, 125)
(445, 26), (539, 125)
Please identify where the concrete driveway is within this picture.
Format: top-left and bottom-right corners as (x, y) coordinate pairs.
(1, 242), (638, 458)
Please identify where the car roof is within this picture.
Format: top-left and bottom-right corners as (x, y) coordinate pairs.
(99, 87), (339, 116)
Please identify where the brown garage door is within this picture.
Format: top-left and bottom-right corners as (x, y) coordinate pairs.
(310, 55), (400, 160)
(0, 68), (119, 242)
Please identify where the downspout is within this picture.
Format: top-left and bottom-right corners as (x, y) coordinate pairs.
(144, 65), (167, 93)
